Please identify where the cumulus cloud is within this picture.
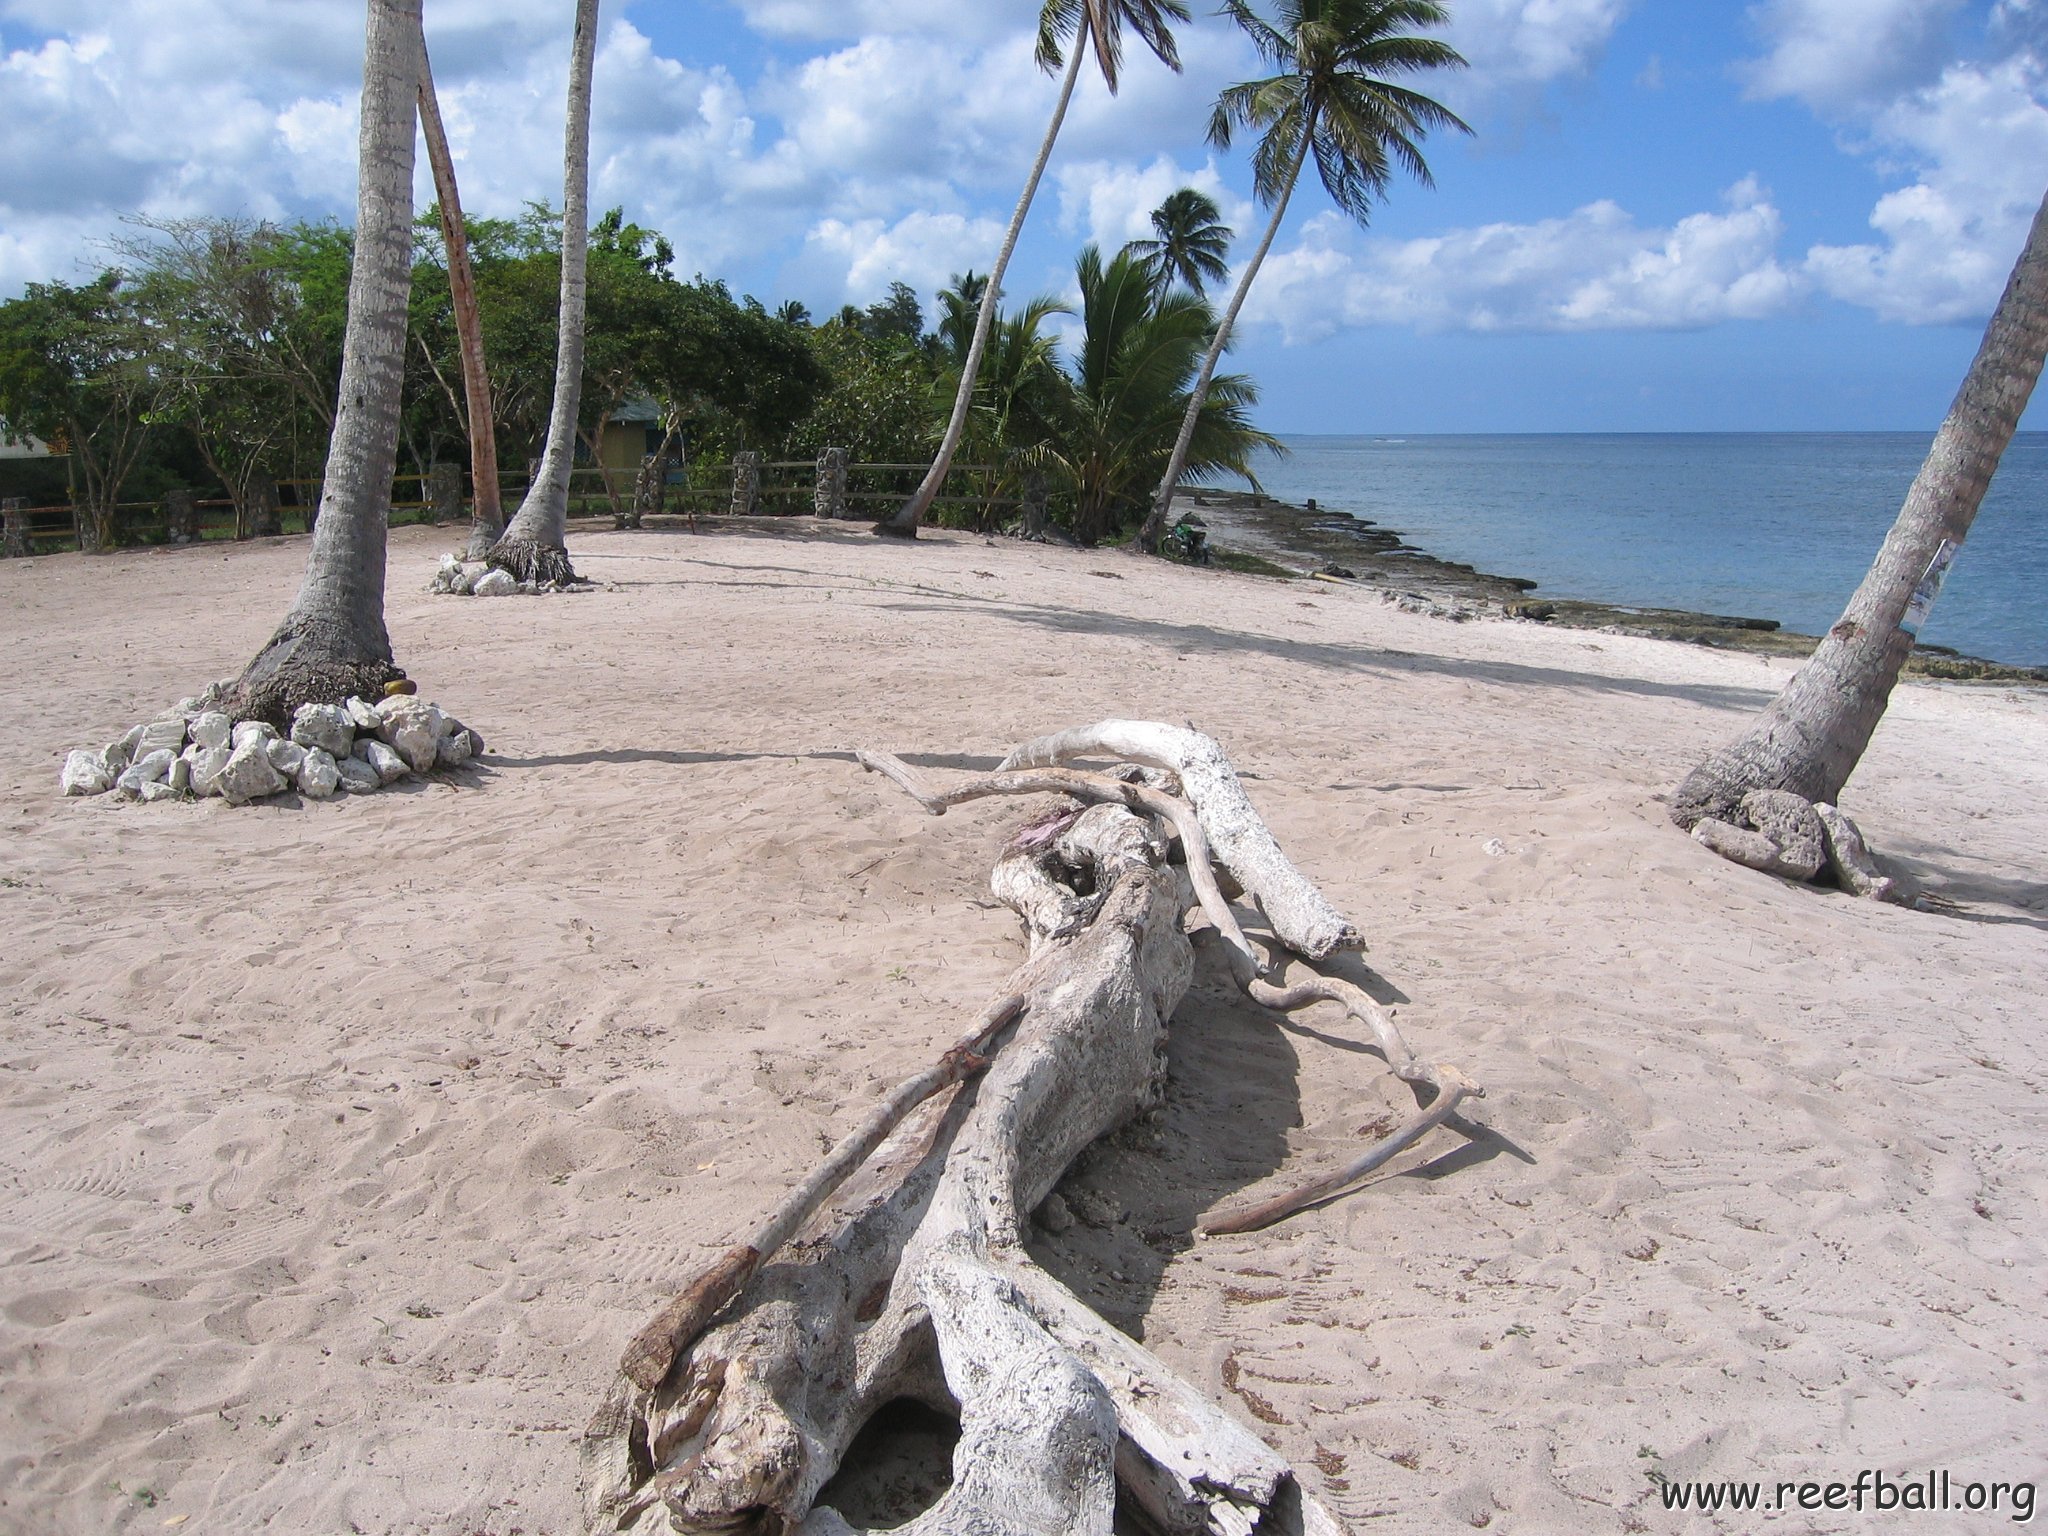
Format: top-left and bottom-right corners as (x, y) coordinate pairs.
(1804, 56), (2048, 321)
(1439, 0), (1633, 96)
(1738, 0), (2048, 324)
(1741, 0), (1964, 113)
(1241, 179), (1804, 339)
(790, 209), (1009, 306)
(1053, 155), (1254, 256)
(723, 0), (1015, 46)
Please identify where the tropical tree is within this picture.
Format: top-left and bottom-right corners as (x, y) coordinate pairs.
(774, 299), (812, 327)
(225, 0), (423, 725)
(878, 0), (1192, 538)
(416, 42), (505, 559)
(122, 222), (299, 536)
(936, 271), (992, 365)
(1670, 186), (2048, 844)
(1136, 0), (1468, 554)
(488, 0), (600, 586)
(1127, 187), (1233, 293)
(0, 274), (163, 552)
(1041, 244), (1280, 544)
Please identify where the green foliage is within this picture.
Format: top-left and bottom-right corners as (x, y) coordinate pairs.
(121, 217), (334, 525)
(0, 272), (161, 539)
(1038, 245), (1279, 543)
(1036, 0), (1193, 88)
(1212, 0), (1470, 219)
(1125, 188), (1233, 293)
(790, 324), (941, 466)
(860, 282), (927, 346)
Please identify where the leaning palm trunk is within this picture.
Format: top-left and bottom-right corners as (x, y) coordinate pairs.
(876, 30), (1092, 539)
(226, 0), (421, 725)
(489, 0), (598, 586)
(418, 49), (505, 561)
(1670, 183), (2048, 834)
(1135, 124), (1311, 555)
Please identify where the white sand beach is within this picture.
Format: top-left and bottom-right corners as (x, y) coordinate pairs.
(2, 519), (2045, 1534)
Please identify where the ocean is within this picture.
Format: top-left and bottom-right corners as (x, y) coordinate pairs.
(1256, 433), (2048, 669)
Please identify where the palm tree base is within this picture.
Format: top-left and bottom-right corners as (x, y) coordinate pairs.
(463, 518), (504, 563)
(227, 614), (403, 729)
(871, 518), (920, 540)
(486, 536), (584, 587)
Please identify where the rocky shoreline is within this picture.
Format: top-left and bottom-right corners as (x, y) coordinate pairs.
(1181, 488), (2048, 684)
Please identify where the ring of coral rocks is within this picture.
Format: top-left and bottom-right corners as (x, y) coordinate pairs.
(431, 553), (587, 596)
(61, 687), (484, 805)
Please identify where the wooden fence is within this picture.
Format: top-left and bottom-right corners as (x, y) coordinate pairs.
(0, 453), (1030, 557)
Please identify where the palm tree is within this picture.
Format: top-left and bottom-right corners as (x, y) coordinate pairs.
(1671, 184), (2048, 837)
(876, 0), (1192, 539)
(1041, 244), (1280, 544)
(936, 270), (991, 365)
(1127, 187), (1233, 293)
(416, 43), (505, 561)
(774, 299), (812, 326)
(1135, 0), (1468, 555)
(225, 0), (422, 725)
(488, 0), (600, 586)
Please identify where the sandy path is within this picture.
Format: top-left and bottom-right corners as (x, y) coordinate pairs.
(1, 520), (2043, 1534)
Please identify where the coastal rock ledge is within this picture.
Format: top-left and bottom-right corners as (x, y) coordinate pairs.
(60, 688), (483, 806)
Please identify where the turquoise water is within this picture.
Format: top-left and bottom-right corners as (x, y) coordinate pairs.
(1256, 433), (2048, 668)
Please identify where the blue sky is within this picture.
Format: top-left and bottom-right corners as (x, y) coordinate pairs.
(3, 0), (2046, 432)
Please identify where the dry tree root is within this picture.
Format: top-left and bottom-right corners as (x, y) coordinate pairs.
(583, 725), (1479, 1534)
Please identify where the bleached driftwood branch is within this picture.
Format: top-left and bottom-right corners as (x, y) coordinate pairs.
(998, 720), (1364, 959)
(582, 724), (1475, 1534)
(618, 991), (1026, 1393)
(864, 746), (1483, 1237)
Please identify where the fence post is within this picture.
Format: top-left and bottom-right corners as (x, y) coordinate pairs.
(1022, 470), (1050, 540)
(730, 451), (760, 517)
(814, 446), (848, 519)
(164, 488), (197, 545)
(1, 498), (26, 559)
(426, 461), (463, 525)
(244, 476), (282, 538)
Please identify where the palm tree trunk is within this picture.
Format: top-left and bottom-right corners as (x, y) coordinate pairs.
(489, 0), (599, 585)
(1135, 119), (1314, 556)
(875, 26), (1092, 539)
(1671, 183), (2048, 829)
(417, 47), (506, 561)
(228, 0), (421, 725)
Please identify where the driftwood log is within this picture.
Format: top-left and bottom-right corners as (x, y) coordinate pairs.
(582, 724), (1480, 1534)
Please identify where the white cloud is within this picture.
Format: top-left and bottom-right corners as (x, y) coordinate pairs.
(1741, 0), (1964, 113)
(1241, 179), (1804, 339)
(1053, 155), (1253, 255)
(1735, 0), (2048, 324)
(791, 209), (1009, 306)
(1804, 56), (2048, 321)
(722, 0), (1014, 46)
(1441, 0), (1633, 95)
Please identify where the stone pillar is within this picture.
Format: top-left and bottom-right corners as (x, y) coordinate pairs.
(164, 487), (198, 545)
(248, 476), (282, 538)
(2, 498), (27, 559)
(730, 451), (761, 517)
(1021, 470), (1050, 541)
(814, 446), (848, 519)
(426, 461), (463, 525)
